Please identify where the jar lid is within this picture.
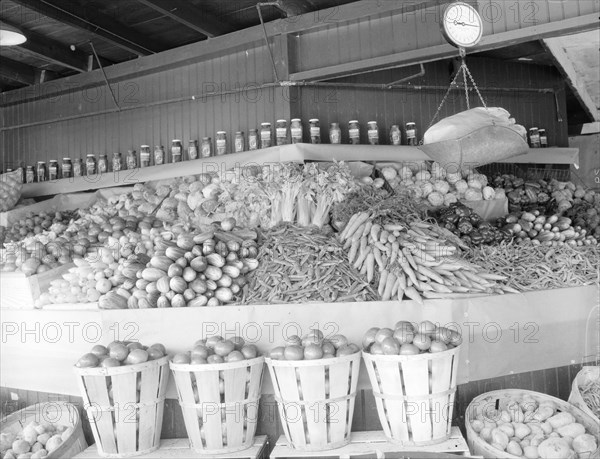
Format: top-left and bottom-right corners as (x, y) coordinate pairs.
(538, 128), (546, 132)
(155, 145), (163, 149)
(260, 122), (271, 127)
(113, 152), (121, 155)
(38, 161), (46, 164)
(530, 127), (538, 130)
(391, 124), (399, 128)
(349, 120), (358, 124)
(172, 139), (182, 142)
(330, 122), (339, 126)
(291, 118), (301, 122)
(276, 119), (287, 123)
(141, 145), (150, 148)
(235, 131), (243, 135)
(63, 157), (71, 161)
(216, 131), (226, 134)
(367, 121), (377, 124)
(86, 154), (95, 157)
(50, 159), (58, 162)
(406, 122), (416, 125)
(99, 154), (107, 157)
(27, 165), (34, 169)
(309, 118), (319, 123)
(202, 137), (210, 140)
(249, 128), (258, 132)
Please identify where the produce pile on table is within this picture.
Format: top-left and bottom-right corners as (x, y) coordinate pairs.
(0, 160), (598, 308)
(0, 419), (74, 459)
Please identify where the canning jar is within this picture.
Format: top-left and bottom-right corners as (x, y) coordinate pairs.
(348, 120), (360, 145)
(406, 122), (417, 146)
(61, 158), (72, 179)
(48, 160), (59, 180)
(37, 162), (46, 182)
(188, 140), (198, 160)
(140, 145), (151, 167)
(73, 158), (83, 177)
(25, 166), (35, 184)
(539, 129), (548, 148)
(234, 131), (245, 153)
(98, 155), (108, 174)
(248, 129), (259, 150)
(389, 125), (401, 145)
(276, 119), (288, 145)
(126, 150), (137, 169)
(86, 154), (96, 175)
(200, 137), (212, 158)
(216, 131), (227, 156)
(154, 146), (165, 165)
(309, 119), (321, 144)
(260, 123), (272, 149)
(290, 118), (303, 143)
(528, 128), (540, 148)
(112, 152), (123, 172)
(171, 140), (183, 162)
(367, 121), (379, 145)
(329, 123), (341, 144)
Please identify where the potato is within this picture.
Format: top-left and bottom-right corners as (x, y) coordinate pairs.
(529, 423), (544, 436)
(471, 419), (485, 433)
(499, 423), (515, 438)
(491, 442), (507, 452)
(484, 420), (497, 430)
(507, 440), (523, 457)
(524, 445), (540, 458)
(531, 434), (546, 447)
(480, 427), (493, 442)
(500, 410), (512, 424)
(512, 409), (526, 423)
(572, 434), (598, 458)
(491, 428), (510, 450)
(547, 412), (575, 429)
(561, 436), (573, 447)
(521, 439), (531, 447)
(537, 437), (572, 459)
(540, 422), (553, 435)
(556, 423), (585, 439)
(533, 406), (555, 422)
(514, 422), (532, 440)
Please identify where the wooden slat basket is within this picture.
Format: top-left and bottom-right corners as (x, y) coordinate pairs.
(73, 355), (170, 458)
(465, 389), (600, 459)
(0, 402), (87, 458)
(569, 366), (600, 425)
(169, 356), (265, 455)
(362, 346), (460, 446)
(265, 352), (361, 452)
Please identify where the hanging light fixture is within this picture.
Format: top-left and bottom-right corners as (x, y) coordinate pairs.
(0, 23), (27, 46)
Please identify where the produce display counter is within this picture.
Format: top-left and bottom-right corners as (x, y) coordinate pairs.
(1, 285), (597, 398)
(19, 144), (579, 199)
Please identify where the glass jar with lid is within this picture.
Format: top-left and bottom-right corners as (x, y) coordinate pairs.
(276, 119), (288, 145)
(154, 146), (165, 165)
(216, 131), (227, 156)
(98, 155), (108, 173)
(234, 131), (245, 153)
(406, 122), (417, 146)
(201, 137), (212, 158)
(309, 119), (321, 144)
(61, 158), (72, 179)
(171, 140), (183, 162)
(367, 121), (379, 145)
(112, 152), (123, 172)
(37, 162), (46, 182)
(188, 140), (199, 160)
(126, 150), (137, 169)
(73, 158), (83, 177)
(389, 125), (401, 145)
(48, 160), (59, 180)
(260, 123), (272, 149)
(248, 129), (259, 150)
(529, 128), (540, 148)
(140, 145), (151, 167)
(539, 129), (548, 148)
(25, 166), (35, 184)
(290, 118), (303, 143)
(329, 123), (341, 144)
(348, 120), (360, 145)
(86, 154), (96, 175)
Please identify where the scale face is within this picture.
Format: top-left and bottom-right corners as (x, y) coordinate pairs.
(441, 2), (483, 48)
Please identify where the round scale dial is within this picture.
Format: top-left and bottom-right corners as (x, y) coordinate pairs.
(441, 2), (483, 48)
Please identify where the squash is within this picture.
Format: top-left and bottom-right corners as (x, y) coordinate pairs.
(99, 292), (128, 310)
(537, 438), (573, 459)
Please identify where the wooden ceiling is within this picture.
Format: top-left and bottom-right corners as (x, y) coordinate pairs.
(0, 0), (356, 91)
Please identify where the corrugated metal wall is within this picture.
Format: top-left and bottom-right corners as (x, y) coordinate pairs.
(0, 44), (290, 169)
(290, 58), (568, 147)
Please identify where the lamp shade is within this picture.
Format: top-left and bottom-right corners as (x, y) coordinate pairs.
(0, 23), (27, 46)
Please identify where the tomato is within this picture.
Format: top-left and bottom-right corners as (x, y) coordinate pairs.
(412, 333), (431, 351)
(429, 341), (448, 353)
(381, 337), (400, 355)
(284, 345), (304, 361)
(304, 344), (324, 360)
(375, 328), (394, 344)
(214, 340), (235, 357)
(399, 343), (420, 355)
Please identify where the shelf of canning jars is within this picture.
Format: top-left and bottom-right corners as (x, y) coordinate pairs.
(20, 144), (579, 199)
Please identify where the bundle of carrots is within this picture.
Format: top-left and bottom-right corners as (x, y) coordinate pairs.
(339, 211), (518, 303)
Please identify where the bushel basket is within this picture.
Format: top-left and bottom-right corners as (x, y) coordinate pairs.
(73, 355), (170, 458)
(266, 352), (361, 451)
(169, 356), (264, 455)
(362, 345), (460, 446)
(569, 366), (600, 425)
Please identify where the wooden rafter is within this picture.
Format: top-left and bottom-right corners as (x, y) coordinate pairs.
(276, 0), (314, 17)
(135, 0), (233, 38)
(9, 0), (165, 56)
(0, 57), (36, 85)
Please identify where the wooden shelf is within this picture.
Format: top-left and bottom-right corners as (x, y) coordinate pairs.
(20, 145), (578, 199)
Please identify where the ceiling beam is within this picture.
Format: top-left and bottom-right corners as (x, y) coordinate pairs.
(289, 12), (600, 81)
(9, 0), (165, 56)
(135, 0), (233, 38)
(276, 0), (314, 17)
(542, 38), (599, 122)
(0, 20), (89, 72)
(0, 57), (36, 85)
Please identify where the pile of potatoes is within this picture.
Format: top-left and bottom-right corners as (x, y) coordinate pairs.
(470, 394), (598, 458)
(0, 420), (73, 459)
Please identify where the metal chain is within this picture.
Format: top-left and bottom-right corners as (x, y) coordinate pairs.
(462, 61), (470, 110)
(426, 66), (464, 132)
(463, 61), (488, 109)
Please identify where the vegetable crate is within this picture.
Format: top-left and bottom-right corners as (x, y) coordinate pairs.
(265, 352), (361, 452)
(0, 402), (88, 459)
(466, 389), (600, 459)
(169, 356), (265, 455)
(362, 346), (460, 446)
(73, 356), (170, 458)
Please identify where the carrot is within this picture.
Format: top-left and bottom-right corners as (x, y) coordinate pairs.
(397, 287), (405, 302)
(404, 286), (423, 305)
(359, 235), (368, 255)
(462, 270), (489, 285)
(447, 285), (471, 293)
(477, 273), (508, 281)
(348, 238), (360, 264)
(398, 255), (418, 286)
(353, 246), (372, 270)
(366, 253), (375, 283)
(383, 224), (405, 232)
(410, 246), (436, 263)
(402, 248), (418, 271)
(340, 212), (359, 240)
(416, 265), (445, 285)
(373, 247), (384, 272)
(343, 212), (370, 241)
(397, 272), (407, 290)
(378, 270), (389, 296)
(417, 281), (434, 292)
(428, 281), (453, 293)
(391, 277), (400, 297)
(390, 241), (400, 265)
(382, 272), (396, 301)
(370, 224), (381, 243)
(379, 230), (389, 244)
